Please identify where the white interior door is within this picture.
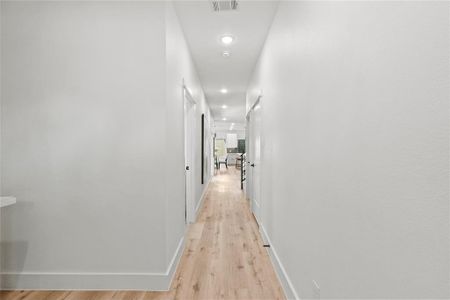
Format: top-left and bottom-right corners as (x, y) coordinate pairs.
(246, 116), (253, 202)
(184, 88), (196, 224)
(247, 100), (262, 224)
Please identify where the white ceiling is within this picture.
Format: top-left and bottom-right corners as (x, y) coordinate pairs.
(214, 121), (246, 132)
(174, 1), (279, 124)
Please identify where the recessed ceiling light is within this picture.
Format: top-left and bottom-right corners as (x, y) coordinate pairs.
(222, 105), (227, 109)
(231, 123), (235, 125)
(222, 117), (227, 121)
(221, 35), (234, 45)
(220, 88), (228, 94)
(222, 50), (231, 58)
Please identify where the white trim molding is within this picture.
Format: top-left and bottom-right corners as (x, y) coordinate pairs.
(0, 237), (185, 291)
(165, 235), (185, 290)
(195, 178), (211, 219)
(260, 225), (300, 300)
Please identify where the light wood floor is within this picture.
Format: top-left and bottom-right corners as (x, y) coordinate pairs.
(1, 168), (285, 300)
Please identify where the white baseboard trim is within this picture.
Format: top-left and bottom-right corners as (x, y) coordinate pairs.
(165, 234), (185, 290)
(0, 236), (185, 291)
(195, 177), (211, 218)
(260, 225), (300, 300)
(0, 272), (168, 291)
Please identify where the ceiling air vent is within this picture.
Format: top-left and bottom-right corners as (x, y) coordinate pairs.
(211, 0), (238, 12)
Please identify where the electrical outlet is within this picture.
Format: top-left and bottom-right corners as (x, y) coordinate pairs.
(312, 280), (320, 299)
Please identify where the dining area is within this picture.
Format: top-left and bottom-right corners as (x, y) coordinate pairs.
(213, 131), (246, 191)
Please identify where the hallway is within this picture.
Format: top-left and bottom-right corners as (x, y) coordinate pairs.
(169, 168), (284, 299)
(1, 1), (449, 298)
(0, 169), (284, 300)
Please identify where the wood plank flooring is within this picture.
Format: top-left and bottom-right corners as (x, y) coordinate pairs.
(1, 168), (285, 300)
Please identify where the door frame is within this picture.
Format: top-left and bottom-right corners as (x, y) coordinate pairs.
(183, 83), (196, 224)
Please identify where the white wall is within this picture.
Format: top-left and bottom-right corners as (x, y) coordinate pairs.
(165, 1), (214, 262)
(247, 1), (449, 299)
(0, 1), (211, 290)
(215, 130), (246, 141)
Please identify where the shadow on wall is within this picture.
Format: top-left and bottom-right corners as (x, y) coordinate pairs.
(0, 240), (29, 288)
(1, 202), (29, 289)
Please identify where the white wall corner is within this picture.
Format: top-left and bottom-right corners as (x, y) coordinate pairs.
(164, 235), (185, 290)
(260, 225), (301, 300)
